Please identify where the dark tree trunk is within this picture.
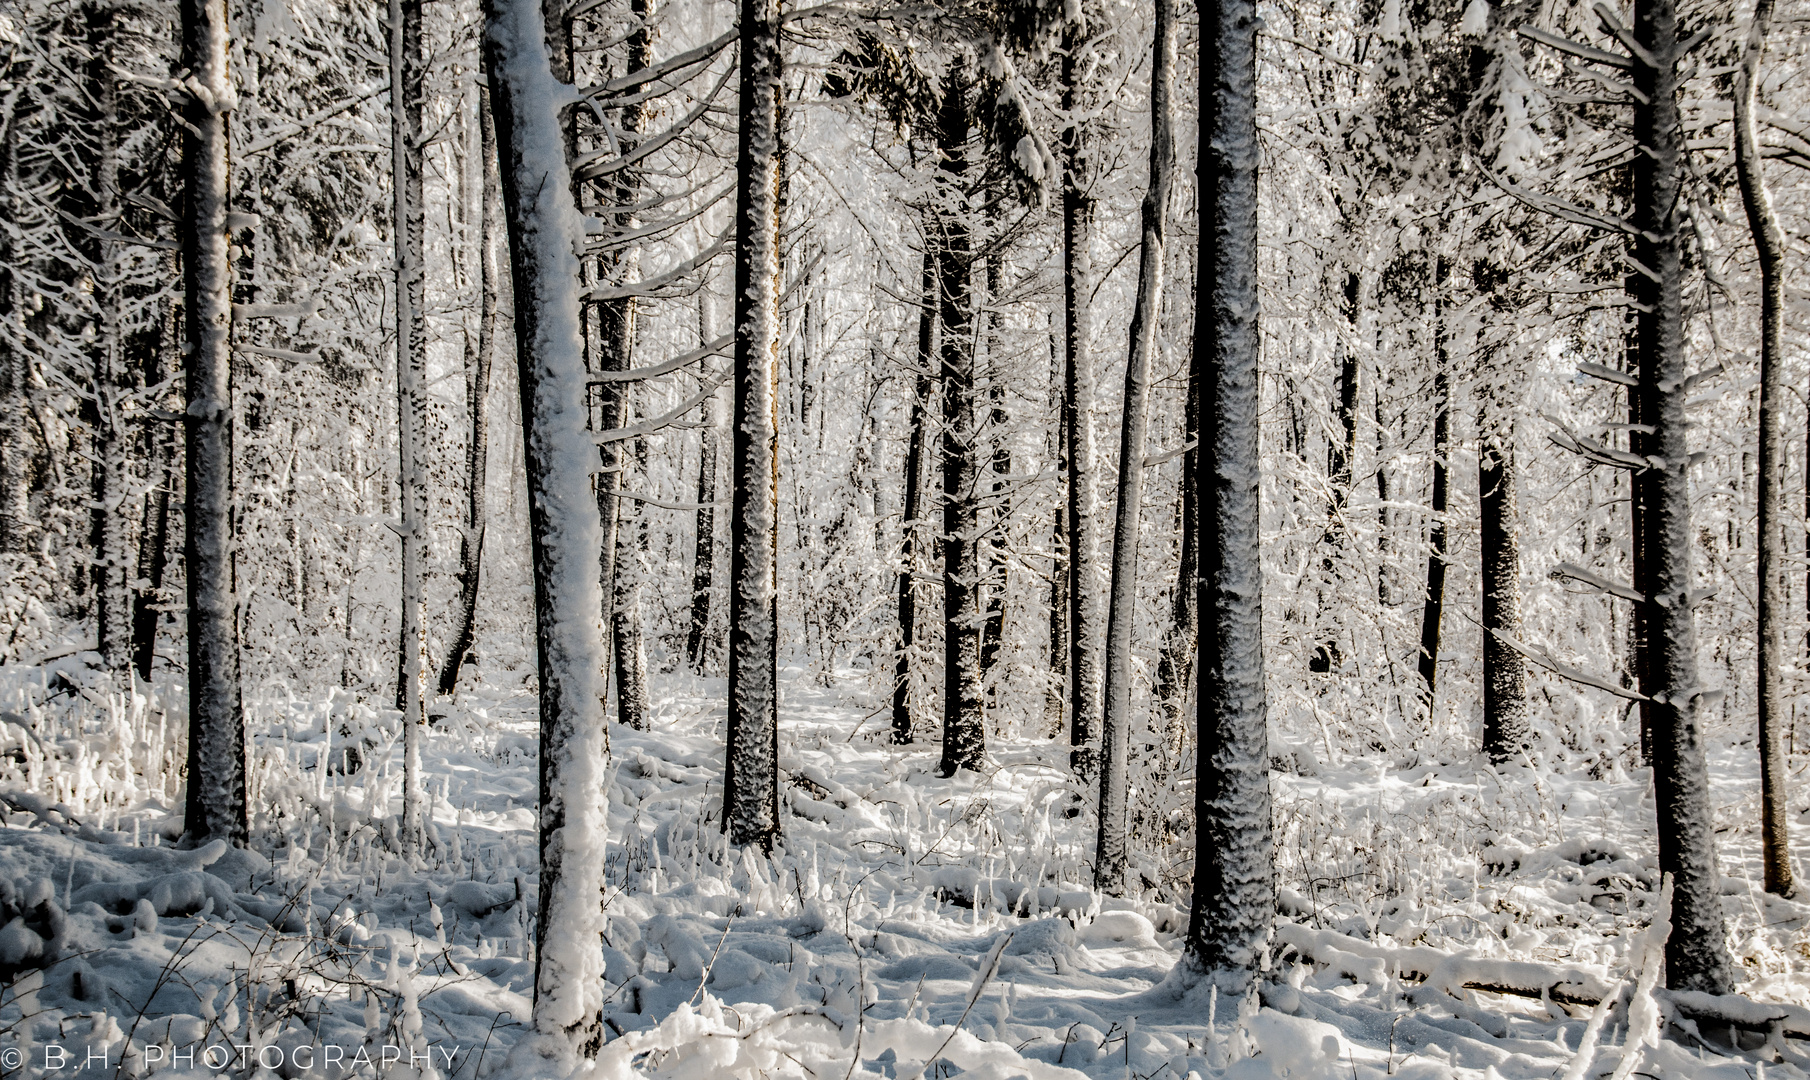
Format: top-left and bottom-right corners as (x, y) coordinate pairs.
(439, 87), (502, 696)
(1415, 258), (1450, 713)
(937, 68), (984, 778)
(0, 85), (29, 555)
(1310, 271), (1360, 673)
(1060, 25), (1103, 781)
(180, 0), (248, 847)
(687, 300), (719, 671)
(1097, 0), (1174, 895)
(133, 299), (180, 684)
(1736, 0), (1792, 899)
(613, 396), (650, 730)
(723, 0), (784, 849)
(1185, 0), (1271, 992)
(1153, 311), (1200, 748)
(1631, 0), (1735, 994)
(893, 248), (936, 744)
(483, 0), (612, 1045)
(980, 246), (1008, 681)
(1479, 407), (1528, 763)
(1046, 325), (1069, 735)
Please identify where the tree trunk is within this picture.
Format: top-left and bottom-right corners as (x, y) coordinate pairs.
(980, 246), (1008, 681)
(1310, 272), (1360, 673)
(1046, 325), (1069, 735)
(1631, 0), (1735, 995)
(1736, 0), (1792, 899)
(1096, 0), (1173, 896)
(687, 294), (719, 671)
(179, 0), (247, 847)
(438, 85), (502, 696)
(1625, 320), (1653, 760)
(1479, 406), (1528, 763)
(0, 85), (30, 555)
(723, 0), (783, 850)
(1153, 290), (1200, 752)
(390, 0), (428, 850)
(937, 69), (984, 778)
(133, 299), (181, 684)
(613, 394), (650, 730)
(1185, 0), (1271, 992)
(1415, 259), (1450, 714)
(1061, 25), (1103, 781)
(893, 248), (935, 745)
(482, 0), (612, 1049)
(84, 4), (133, 677)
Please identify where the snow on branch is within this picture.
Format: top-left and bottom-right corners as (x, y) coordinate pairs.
(588, 333), (732, 384)
(593, 369), (727, 445)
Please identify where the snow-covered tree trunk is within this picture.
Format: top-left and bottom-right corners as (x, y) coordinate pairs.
(1736, 0), (1792, 899)
(1184, 0), (1271, 991)
(133, 298), (180, 683)
(893, 248), (936, 745)
(937, 68), (984, 778)
(481, 0), (611, 1052)
(1631, 0), (1734, 995)
(389, 0), (428, 850)
(723, 0), (783, 849)
(1096, 0), (1173, 896)
(1309, 272), (1359, 674)
(1478, 403), (1527, 763)
(1415, 259), (1450, 713)
(0, 83), (27, 556)
(180, 0), (247, 847)
(438, 86), (501, 696)
(613, 393), (650, 730)
(83, 3), (133, 677)
(1060, 25), (1102, 782)
(980, 246), (1008, 682)
(1046, 360), (1069, 735)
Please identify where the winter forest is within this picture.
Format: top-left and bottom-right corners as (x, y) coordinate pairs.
(1, 0), (1808, 1074)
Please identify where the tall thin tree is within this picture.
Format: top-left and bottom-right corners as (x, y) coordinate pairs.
(1185, 0), (1271, 990)
(893, 248), (936, 744)
(180, 0), (247, 846)
(1096, 0), (1174, 895)
(722, 0), (785, 849)
(1415, 258), (1450, 712)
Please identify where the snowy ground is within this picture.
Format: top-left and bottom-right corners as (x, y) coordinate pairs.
(1, 655), (1808, 1078)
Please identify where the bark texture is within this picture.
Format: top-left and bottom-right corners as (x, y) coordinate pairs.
(1479, 412), (1528, 763)
(1415, 260), (1450, 713)
(1185, 0), (1271, 993)
(1631, 0), (1735, 994)
(180, 0), (248, 847)
(893, 248), (936, 745)
(723, 0), (784, 849)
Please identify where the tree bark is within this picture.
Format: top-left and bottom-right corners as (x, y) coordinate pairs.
(1096, 0), (1173, 895)
(723, 0), (784, 850)
(1046, 326), (1069, 735)
(0, 83), (30, 556)
(980, 246), (1008, 681)
(1153, 283), (1200, 752)
(439, 85), (502, 696)
(1185, 0), (1271, 993)
(1479, 402), (1528, 763)
(1061, 24), (1103, 781)
(1415, 259), (1450, 714)
(1310, 271), (1360, 673)
(893, 248), (936, 744)
(937, 67), (984, 778)
(1631, 0), (1735, 994)
(482, 0), (612, 1050)
(389, 0), (428, 850)
(1736, 0), (1792, 898)
(687, 294), (719, 671)
(133, 298), (181, 684)
(83, 4), (133, 677)
(179, 0), (247, 847)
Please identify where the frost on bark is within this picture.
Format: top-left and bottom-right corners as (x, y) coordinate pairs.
(82, 4), (133, 677)
(0, 81), (29, 556)
(1630, 0), (1734, 994)
(1736, 0), (1792, 899)
(389, 0), (428, 850)
(1415, 258), (1450, 714)
(1045, 325), (1070, 736)
(893, 248), (936, 745)
(482, 0), (611, 1051)
(179, 0), (247, 847)
(1060, 22), (1103, 782)
(1184, 0), (1271, 992)
(439, 87), (502, 697)
(613, 395), (650, 730)
(723, 0), (784, 850)
(936, 65), (985, 778)
(1478, 399), (1527, 764)
(1096, 0), (1173, 896)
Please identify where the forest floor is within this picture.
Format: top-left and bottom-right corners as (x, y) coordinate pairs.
(0, 655), (1807, 1078)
